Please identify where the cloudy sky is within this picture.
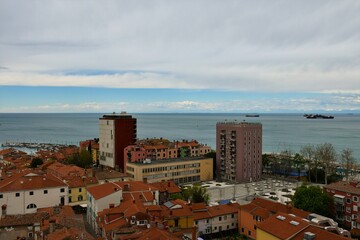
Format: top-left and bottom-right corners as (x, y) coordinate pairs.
(0, 0), (359, 113)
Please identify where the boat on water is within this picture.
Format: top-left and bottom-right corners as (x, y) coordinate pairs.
(303, 114), (334, 119)
(245, 114), (260, 117)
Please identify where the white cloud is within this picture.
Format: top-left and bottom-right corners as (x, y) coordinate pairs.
(0, 0), (359, 94)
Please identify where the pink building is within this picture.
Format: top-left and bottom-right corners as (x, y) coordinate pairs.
(124, 139), (212, 163)
(216, 121), (262, 183)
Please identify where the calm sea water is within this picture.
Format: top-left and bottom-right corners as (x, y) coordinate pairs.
(0, 113), (359, 161)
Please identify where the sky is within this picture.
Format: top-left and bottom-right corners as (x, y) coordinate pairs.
(0, 0), (359, 113)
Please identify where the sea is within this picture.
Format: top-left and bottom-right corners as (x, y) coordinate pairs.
(0, 113), (359, 161)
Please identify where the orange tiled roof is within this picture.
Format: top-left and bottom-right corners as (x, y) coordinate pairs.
(193, 210), (211, 220)
(87, 182), (123, 200)
(0, 212), (49, 227)
(207, 203), (240, 217)
(190, 203), (207, 212)
(0, 171), (67, 192)
(257, 212), (309, 239)
(240, 202), (271, 220)
(47, 227), (95, 240)
(251, 197), (309, 218)
(291, 225), (349, 240)
(116, 181), (159, 192)
(324, 181), (360, 195)
(65, 176), (86, 188)
(149, 180), (181, 194)
(118, 227), (182, 240)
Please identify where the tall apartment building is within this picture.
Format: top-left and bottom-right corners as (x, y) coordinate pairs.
(216, 121), (262, 183)
(99, 112), (137, 172)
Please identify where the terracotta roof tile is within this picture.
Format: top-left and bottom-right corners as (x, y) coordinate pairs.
(324, 181), (360, 195)
(291, 225), (349, 240)
(149, 180), (181, 194)
(251, 197), (309, 218)
(0, 171), (67, 191)
(257, 212), (309, 239)
(0, 212), (49, 227)
(207, 203), (240, 217)
(87, 182), (123, 200)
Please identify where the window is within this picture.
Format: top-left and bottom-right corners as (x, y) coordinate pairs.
(231, 214), (235, 218)
(16, 193), (20, 197)
(346, 207), (351, 213)
(69, 197), (72, 203)
(353, 196), (359, 202)
(26, 203), (37, 209)
(219, 216), (222, 221)
(60, 188), (65, 193)
(195, 221), (198, 225)
(44, 190), (48, 194)
(0, 194), (3, 199)
(346, 215), (351, 222)
(248, 230), (251, 236)
(29, 191), (34, 196)
(346, 198), (352, 204)
(354, 205), (358, 212)
(79, 188), (82, 192)
(78, 195), (83, 201)
(68, 189), (72, 194)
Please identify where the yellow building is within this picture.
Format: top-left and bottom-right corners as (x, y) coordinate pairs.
(162, 199), (194, 232)
(66, 176), (98, 206)
(126, 157), (213, 184)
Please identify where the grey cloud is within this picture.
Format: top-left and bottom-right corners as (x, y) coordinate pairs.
(0, 0), (359, 93)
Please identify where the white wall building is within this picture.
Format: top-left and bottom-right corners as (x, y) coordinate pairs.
(0, 171), (68, 217)
(86, 182), (124, 232)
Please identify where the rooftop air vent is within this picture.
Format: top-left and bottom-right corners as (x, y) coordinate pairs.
(304, 232), (316, 240)
(290, 220), (299, 226)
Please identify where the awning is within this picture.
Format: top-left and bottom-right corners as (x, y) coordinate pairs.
(80, 204), (87, 208)
(334, 194), (345, 199)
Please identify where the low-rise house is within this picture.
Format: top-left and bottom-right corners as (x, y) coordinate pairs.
(0, 211), (48, 240)
(238, 197), (309, 239)
(324, 181), (360, 229)
(148, 180), (181, 205)
(45, 162), (98, 206)
(207, 203), (239, 236)
(0, 170), (68, 217)
(86, 181), (159, 234)
(256, 212), (350, 240)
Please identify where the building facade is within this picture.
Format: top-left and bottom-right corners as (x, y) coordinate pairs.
(124, 139), (212, 163)
(99, 112), (137, 172)
(0, 171), (68, 217)
(126, 157), (213, 184)
(324, 181), (360, 229)
(216, 121), (262, 183)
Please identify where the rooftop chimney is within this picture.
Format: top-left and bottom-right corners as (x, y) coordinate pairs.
(304, 232), (316, 240)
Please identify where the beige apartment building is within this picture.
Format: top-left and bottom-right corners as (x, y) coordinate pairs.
(216, 121), (262, 183)
(126, 157), (213, 184)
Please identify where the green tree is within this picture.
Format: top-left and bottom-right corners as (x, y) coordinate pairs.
(65, 149), (93, 168)
(293, 153), (305, 180)
(292, 185), (334, 217)
(341, 148), (356, 182)
(316, 143), (337, 185)
(30, 157), (43, 168)
(172, 185), (210, 204)
(300, 144), (316, 182)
